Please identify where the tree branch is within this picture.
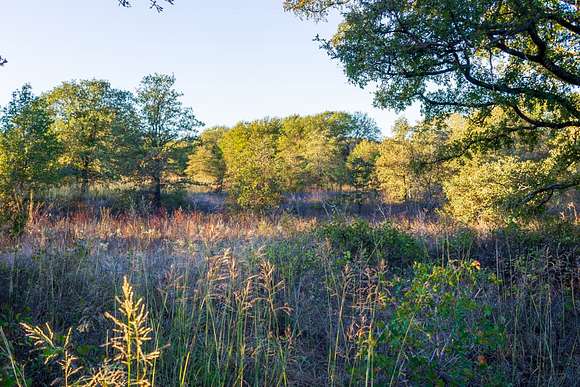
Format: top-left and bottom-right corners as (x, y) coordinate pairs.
(418, 94), (496, 109)
(545, 13), (580, 34)
(428, 124), (538, 165)
(493, 38), (580, 86)
(119, 0), (174, 11)
(522, 179), (580, 206)
(510, 104), (580, 129)
(453, 51), (580, 119)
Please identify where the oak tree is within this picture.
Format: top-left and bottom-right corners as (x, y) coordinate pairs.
(286, 0), (579, 206)
(136, 73), (202, 208)
(0, 85), (61, 228)
(46, 80), (137, 196)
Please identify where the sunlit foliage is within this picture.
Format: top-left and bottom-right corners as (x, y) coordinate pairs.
(347, 139), (380, 202)
(46, 79), (137, 196)
(185, 126), (228, 191)
(220, 119), (284, 210)
(135, 73), (202, 207)
(278, 114), (342, 191)
(0, 85), (61, 231)
(286, 0), (579, 208)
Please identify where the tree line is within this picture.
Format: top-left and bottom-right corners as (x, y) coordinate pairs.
(187, 112), (380, 209)
(0, 74), (200, 227)
(0, 71), (575, 230)
(187, 110), (575, 224)
(2, 0), (576, 229)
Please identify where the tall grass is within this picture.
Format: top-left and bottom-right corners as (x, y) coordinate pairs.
(0, 209), (577, 385)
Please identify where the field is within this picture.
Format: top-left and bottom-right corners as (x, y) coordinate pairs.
(1, 192), (577, 386)
(2, 0), (579, 385)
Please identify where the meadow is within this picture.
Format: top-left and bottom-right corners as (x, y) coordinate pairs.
(1, 191), (577, 386)
(1, 1), (578, 385)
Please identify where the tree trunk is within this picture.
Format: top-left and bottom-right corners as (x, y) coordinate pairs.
(153, 175), (162, 209)
(28, 188), (34, 224)
(81, 161), (90, 199)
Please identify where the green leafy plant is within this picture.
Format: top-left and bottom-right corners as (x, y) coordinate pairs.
(319, 220), (425, 266)
(362, 260), (506, 386)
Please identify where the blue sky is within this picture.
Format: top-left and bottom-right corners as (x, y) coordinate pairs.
(0, 0), (421, 134)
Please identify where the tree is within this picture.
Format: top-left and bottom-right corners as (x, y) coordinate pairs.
(285, 0), (579, 207)
(347, 139), (380, 208)
(278, 115), (342, 192)
(441, 110), (576, 223)
(0, 85), (61, 229)
(375, 138), (414, 203)
(220, 119), (283, 211)
(376, 119), (449, 204)
(46, 79), (138, 196)
(322, 111), (380, 153)
(306, 111), (380, 188)
(391, 117), (412, 141)
(136, 73), (202, 208)
(443, 156), (543, 224)
(185, 126), (227, 191)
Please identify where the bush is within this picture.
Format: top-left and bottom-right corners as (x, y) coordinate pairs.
(319, 220), (425, 266)
(359, 260), (506, 385)
(443, 156), (548, 224)
(220, 119), (284, 211)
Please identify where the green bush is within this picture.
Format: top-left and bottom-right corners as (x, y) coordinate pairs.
(443, 156), (551, 224)
(319, 220), (425, 266)
(359, 260), (506, 385)
(262, 239), (319, 283)
(220, 119), (284, 211)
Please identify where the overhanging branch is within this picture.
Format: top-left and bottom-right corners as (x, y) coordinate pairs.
(522, 178), (580, 207)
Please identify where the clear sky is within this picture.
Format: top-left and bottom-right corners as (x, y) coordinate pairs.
(0, 0), (421, 135)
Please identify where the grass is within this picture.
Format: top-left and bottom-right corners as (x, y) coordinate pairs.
(0, 201), (578, 386)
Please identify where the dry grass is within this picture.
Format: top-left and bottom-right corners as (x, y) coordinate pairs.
(0, 206), (578, 386)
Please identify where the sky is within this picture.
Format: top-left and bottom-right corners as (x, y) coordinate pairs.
(0, 0), (422, 135)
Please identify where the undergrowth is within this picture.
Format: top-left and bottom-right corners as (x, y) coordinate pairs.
(0, 211), (577, 386)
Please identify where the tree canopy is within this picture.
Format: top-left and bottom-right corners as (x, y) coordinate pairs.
(46, 79), (137, 195)
(285, 0), (579, 204)
(136, 73), (202, 207)
(0, 85), (61, 229)
(220, 119), (284, 211)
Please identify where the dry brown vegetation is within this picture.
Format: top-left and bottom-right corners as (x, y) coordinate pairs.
(0, 198), (578, 386)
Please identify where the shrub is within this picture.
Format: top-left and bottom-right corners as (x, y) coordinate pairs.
(319, 220), (425, 266)
(220, 119), (284, 211)
(358, 260), (506, 385)
(443, 156), (551, 224)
